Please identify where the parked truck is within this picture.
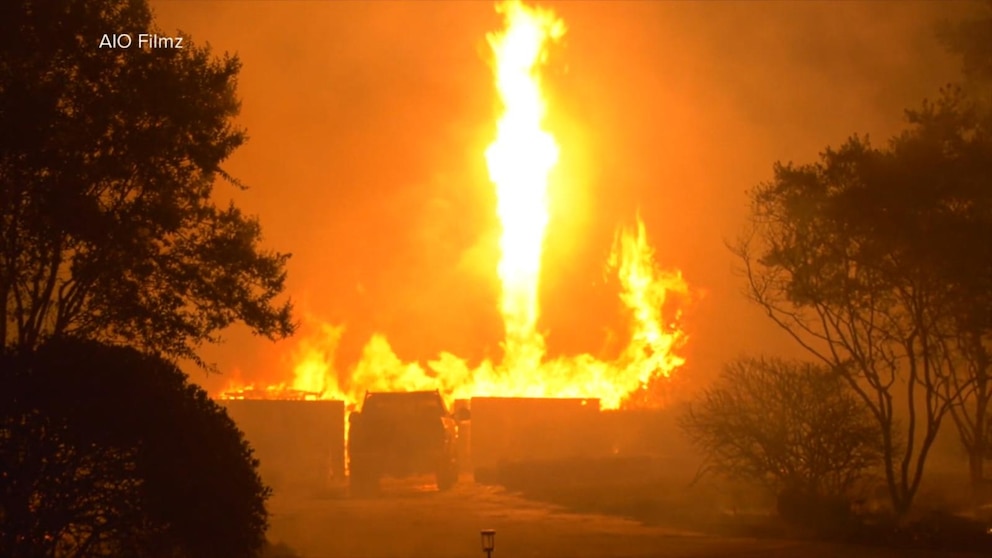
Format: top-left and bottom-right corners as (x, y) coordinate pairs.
(347, 390), (466, 494)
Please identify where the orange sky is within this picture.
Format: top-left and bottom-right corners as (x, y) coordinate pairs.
(148, 1), (970, 394)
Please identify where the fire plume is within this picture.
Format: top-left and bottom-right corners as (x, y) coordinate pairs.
(485, 0), (564, 369)
(217, 1), (691, 411)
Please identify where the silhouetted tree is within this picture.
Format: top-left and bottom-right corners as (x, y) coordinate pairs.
(0, 337), (270, 558)
(934, 0), (992, 500)
(937, 1), (992, 92)
(0, 0), (294, 366)
(903, 91), (992, 501)
(680, 357), (882, 512)
(733, 86), (992, 515)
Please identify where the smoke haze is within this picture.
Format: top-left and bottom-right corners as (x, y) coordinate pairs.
(148, 1), (971, 394)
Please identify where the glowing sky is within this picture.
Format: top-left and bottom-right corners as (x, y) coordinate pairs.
(147, 1), (970, 393)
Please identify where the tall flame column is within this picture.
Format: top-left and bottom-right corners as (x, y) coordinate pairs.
(485, 0), (565, 370)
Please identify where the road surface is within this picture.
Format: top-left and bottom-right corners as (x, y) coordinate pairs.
(266, 476), (981, 558)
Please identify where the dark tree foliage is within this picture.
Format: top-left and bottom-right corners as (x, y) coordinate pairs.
(936, 1), (992, 495)
(0, 0), (295, 365)
(937, 0), (992, 85)
(901, 91), (992, 500)
(0, 337), (271, 558)
(680, 357), (882, 502)
(734, 87), (992, 515)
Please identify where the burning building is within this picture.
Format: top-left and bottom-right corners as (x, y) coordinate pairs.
(214, 0), (694, 483)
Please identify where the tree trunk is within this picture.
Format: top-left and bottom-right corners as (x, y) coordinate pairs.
(969, 338), (989, 509)
(970, 421), (988, 511)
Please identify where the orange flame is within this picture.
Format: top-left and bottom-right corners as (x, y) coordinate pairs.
(218, 216), (689, 410)
(217, 1), (691, 411)
(485, 0), (564, 370)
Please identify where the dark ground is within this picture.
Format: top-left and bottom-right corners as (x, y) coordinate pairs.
(266, 475), (988, 558)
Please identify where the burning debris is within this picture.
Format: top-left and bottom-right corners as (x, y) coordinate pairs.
(219, 387), (322, 401)
(218, 0), (691, 411)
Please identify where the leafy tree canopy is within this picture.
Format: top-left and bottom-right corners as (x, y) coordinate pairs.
(737, 85), (992, 515)
(680, 357), (882, 499)
(0, 337), (271, 558)
(938, 0), (992, 85)
(0, 0), (295, 365)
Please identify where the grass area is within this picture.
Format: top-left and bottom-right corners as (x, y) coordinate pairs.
(489, 456), (992, 554)
(491, 456), (776, 534)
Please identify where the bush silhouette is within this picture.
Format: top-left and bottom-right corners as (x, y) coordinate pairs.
(0, 338), (270, 558)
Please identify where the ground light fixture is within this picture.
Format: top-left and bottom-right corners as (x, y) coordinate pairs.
(481, 529), (495, 558)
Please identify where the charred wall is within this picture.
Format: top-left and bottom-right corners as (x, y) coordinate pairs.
(469, 397), (699, 484)
(222, 399), (346, 492)
(469, 397), (605, 481)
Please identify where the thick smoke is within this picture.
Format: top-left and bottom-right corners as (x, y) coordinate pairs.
(148, 1), (969, 393)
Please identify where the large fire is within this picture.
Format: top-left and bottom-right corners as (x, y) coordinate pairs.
(219, 0), (690, 410)
(485, 0), (564, 373)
